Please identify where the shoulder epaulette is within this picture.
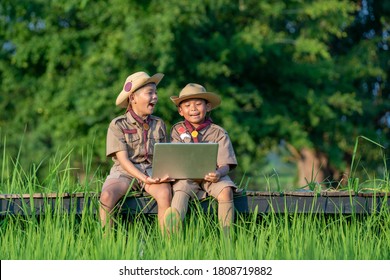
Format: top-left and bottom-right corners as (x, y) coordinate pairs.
(111, 114), (127, 125)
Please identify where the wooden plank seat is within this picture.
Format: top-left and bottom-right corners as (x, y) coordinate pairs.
(0, 190), (389, 216)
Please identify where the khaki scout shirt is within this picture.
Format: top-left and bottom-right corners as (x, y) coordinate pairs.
(106, 112), (167, 178)
(170, 121), (237, 169)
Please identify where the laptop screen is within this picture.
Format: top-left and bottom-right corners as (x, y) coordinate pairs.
(151, 143), (218, 179)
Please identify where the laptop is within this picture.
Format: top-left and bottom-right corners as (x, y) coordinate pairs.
(151, 143), (218, 179)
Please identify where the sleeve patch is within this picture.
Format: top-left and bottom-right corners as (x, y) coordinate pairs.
(123, 128), (137, 134)
(177, 126), (186, 134)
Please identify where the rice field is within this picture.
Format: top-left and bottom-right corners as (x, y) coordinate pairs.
(1, 140), (390, 260)
(1, 198), (390, 260)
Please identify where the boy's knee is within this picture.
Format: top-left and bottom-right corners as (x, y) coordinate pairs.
(173, 190), (190, 201)
(162, 187), (173, 200)
(99, 189), (112, 205)
(173, 180), (199, 199)
(217, 187), (233, 202)
(155, 184), (172, 201)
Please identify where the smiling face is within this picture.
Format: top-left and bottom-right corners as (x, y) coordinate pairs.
(178, 98), (212, 128)
(130, 83), (158, 119)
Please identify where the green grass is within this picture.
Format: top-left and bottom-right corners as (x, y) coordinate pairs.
(0, 136), (389, 260)
(347, 135), (389, 193)
(1, 202), (390, 260)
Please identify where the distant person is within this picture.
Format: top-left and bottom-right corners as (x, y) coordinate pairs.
(165, 83), (238, 234)
(100, 71), (172, 234)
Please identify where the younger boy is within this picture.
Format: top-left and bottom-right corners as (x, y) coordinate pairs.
(166, 83), (238, 233)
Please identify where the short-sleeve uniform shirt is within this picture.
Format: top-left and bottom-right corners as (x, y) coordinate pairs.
(170, 121), (238, 198)
(170, 121), (237, 169)
(106, 112), (167, 179)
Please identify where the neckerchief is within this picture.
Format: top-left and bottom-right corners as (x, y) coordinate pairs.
(128, 108), (150, 160)
(184, 117), (212, 143)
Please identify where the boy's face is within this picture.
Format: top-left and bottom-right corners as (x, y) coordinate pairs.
(178, 98), (211, 127)
(130, 83), (158, 118)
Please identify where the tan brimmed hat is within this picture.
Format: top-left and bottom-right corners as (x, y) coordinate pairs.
(116, 71), (164, 108)
(170, 83), (221, 109)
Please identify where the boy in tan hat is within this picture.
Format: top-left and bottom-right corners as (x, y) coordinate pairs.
(100, 71), (172, 233)
(166, 83), (238, 234)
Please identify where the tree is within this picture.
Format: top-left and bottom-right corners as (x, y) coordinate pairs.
(153, 0), (389, 188)
(1, 0), (388, 191)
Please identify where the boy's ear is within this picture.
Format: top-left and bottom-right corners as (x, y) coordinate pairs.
(178, 106), (184, 117)
(206, 102), (212, 112)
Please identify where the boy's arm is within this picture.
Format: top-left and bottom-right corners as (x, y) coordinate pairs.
(116, 151), (149, 182)
(204, 164), (230, 183)
(216, 165), (230, 177)
(116, 151), (170, 184)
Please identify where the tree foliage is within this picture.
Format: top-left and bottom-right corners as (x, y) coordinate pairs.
(0, 0), (389, 189)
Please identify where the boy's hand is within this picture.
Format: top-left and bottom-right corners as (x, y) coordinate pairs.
(204, 171), (221, 183)
(145, 175), (174, 184)
(159, 175), (175, 183)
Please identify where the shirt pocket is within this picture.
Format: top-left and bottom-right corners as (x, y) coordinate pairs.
(149, 128), (166, 147)
(124, 129), (140, 150)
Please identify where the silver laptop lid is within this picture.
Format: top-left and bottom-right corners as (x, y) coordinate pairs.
(151, 143), (218, 179)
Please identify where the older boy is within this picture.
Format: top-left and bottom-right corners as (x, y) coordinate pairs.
(100, 71), (172, 233)
(166, 83), (237, 233)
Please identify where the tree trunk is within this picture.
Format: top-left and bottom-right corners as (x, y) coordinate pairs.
(286, 144), (342, 188)
(296, 148), (328, 187)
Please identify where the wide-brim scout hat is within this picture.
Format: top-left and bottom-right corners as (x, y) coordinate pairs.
(170, 83), (221, 109)
(116, 71), (164, 108)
